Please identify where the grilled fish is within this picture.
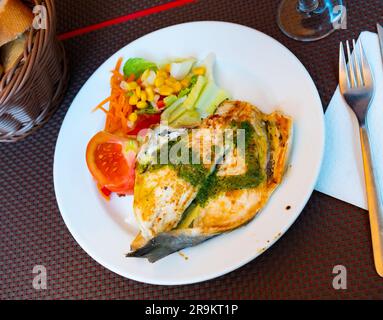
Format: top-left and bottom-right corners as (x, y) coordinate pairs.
(131, 124), (225, 249)
(128, 101), (292, 262)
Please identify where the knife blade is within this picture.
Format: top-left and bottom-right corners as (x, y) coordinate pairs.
(377, 23), (383, 62)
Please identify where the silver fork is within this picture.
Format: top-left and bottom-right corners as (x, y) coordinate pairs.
(339, 40), (383, 277)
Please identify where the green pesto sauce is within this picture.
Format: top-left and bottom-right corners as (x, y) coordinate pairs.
(140, 121), (265, 207)
(139, 137), (209, 188)
(195, 121), (265, 207)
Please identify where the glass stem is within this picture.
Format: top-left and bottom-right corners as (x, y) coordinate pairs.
(298, 0), (319, 13)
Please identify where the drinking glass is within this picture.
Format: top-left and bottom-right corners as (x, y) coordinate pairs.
(277, 0), (344, 41)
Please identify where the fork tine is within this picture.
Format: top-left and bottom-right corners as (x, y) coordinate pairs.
(353, 39), (364, 87)
(358, 40), (373, 88)
(346, 40), (357, 87)
(339, 42), (350, 91)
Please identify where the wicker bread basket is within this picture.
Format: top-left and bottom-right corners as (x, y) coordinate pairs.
(0, 0), (68, 142)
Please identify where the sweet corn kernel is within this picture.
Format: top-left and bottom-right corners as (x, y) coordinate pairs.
(126, 81), (138, 90)
(158, 86), (174, 96)
(155, 76), (165, 87)
(129, 112), (138, 122)
(135, 86), (142, 97)
(140, 92), (147, 102)
(193, 66), (206, 76)
(157, 70), (168, 79)
(181, 77), (191, 88)
(172, 81), (182, 93)
(129, 94), (139, 106)
(137, 101), (148, 109)
(165, 64), (171, 73)
(165, 78), (177, 87)
(145, 87), (155, 102)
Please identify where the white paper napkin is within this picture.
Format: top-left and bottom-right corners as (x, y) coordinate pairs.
(315, 31), (383, 210)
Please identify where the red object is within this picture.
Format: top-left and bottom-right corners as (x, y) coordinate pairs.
(157, 100), (165, 109)
(127, 114), (161, 136)
(86, 131), (136, 194)
(101, 186), (112, 197)
(58, 0), (197, 41)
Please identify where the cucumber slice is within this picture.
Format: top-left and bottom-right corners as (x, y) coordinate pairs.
(170, 109), (201, 128)
(160, 96), (187, 123)
(182, 75), (207, 111)
(195, 82), (230, 118)
(166, 76), (207, 124)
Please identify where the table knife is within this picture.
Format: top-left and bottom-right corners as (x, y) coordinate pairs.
(378, 24), (383, 60)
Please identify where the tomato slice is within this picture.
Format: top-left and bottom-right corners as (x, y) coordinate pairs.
(86, 131), (137, 195)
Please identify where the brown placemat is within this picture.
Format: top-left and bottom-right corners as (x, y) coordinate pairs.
(55, 0), (168, 34)
(1, 0), (383, 299)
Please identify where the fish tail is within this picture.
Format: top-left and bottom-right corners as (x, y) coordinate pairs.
(126, 230), (217, 263)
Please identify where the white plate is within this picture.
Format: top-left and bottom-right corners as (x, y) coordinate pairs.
(54, 21), (325, 285)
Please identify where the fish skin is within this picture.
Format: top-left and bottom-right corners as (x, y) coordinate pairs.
(126, 229), (217, 263)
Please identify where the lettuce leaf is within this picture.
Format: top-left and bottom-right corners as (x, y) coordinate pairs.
(178, 88), (191, 98)
(123, 58), (157, 78)
(164, 95), (178, 106)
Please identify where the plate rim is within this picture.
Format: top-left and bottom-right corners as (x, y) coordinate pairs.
(54, 20), (325, 285)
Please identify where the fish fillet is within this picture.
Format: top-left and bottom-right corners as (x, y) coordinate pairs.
(128, 101), (292, 262)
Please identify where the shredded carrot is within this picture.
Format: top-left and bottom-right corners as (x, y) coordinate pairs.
(126, 74), (135, 82)
(94, 57), (136, 135)
(93, 97), (110, 112)
(115, 57), (123, 72)
(112, 71), (124, 81)
(98, 106), (109, 114)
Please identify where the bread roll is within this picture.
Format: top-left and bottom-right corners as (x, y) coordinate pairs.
(0, 0), (33, 47)
(0, 34), (26, 72)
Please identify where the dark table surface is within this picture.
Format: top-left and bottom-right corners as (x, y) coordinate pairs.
(1, 0), (383, 299)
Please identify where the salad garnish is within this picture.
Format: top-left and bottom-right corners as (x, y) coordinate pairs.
(87, 54), (230, 198)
